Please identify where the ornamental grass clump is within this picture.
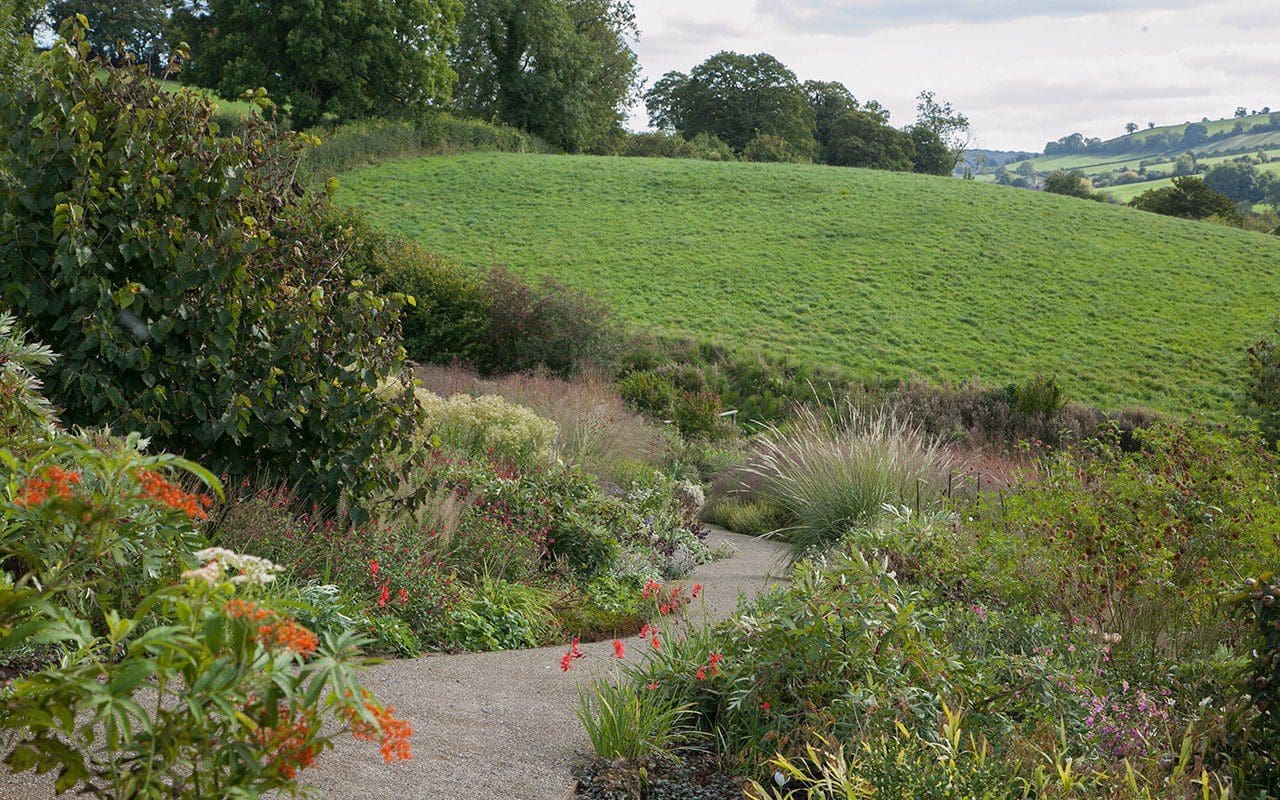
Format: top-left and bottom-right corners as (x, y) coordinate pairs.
(746, 402), (949, 560)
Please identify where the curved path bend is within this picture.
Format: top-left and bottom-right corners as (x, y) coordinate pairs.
(0, 528), (788, 800)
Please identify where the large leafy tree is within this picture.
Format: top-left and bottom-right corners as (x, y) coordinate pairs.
(645, 51), (815, 154)
(183, 0), (463, 128)
(914, 90), (969, 168)
(804, 79), (887, 148)
(1, 0), (39, 81)
(1129, 176), (1240, 221)
(451, 0), (640, 152)
(46, 0), (168, 65)
(821, 109), (915, 172)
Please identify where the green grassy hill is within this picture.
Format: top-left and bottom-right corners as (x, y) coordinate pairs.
(338, 152), (1280, 416)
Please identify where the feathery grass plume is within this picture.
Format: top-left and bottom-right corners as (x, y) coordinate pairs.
(746, 401), (949, 561)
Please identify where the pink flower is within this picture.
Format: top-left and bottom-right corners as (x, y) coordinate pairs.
(691, 583), (702, 598)
(612, 640), (626, 659)
(369, 560), (380, 578)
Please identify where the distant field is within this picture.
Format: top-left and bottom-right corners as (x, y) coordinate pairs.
(339, 153), (1280, 417)
(1104, 159), (1280, 202)
(159, 79), (259, 118)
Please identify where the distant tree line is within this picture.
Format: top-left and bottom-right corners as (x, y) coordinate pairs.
(644, 51), (968, 174)
(1044, 112), (1280, 159)
(30, 3), (971, 173)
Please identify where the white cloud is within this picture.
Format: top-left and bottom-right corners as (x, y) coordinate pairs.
(628, 0), (1280, 150)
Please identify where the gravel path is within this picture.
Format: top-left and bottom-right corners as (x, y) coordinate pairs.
(0, 528), (788, 800)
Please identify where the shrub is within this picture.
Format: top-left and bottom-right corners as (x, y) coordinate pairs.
(0, 312), (56, 450)
(686, 133), (737, 162)
(483, 266), (623, 377)
(1005, 373), (1066, 419)
(301, 114), (545, 182)
(621, 131), (695, 159)
(618, 370), (680, 416)
(742, 134), (812, 164)
(415, 389), (558, 471)
(1233, 575), (1280, 790)
(703, 497), (786, 537)
(955, 423), (1280, 648)
(672, 390), (727, 440)
(0, 27), (417, 513)
(746, 402), (949, 560)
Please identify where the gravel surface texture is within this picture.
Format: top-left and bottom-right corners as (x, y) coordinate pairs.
(0, 528), (788, 800)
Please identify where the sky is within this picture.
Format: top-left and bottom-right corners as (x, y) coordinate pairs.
(626, 0), (1280, 152)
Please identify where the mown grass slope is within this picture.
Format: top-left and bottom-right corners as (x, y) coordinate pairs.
(339, 152), (1280, 416)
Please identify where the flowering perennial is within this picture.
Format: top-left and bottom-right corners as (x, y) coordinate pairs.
(135, 468), (213, 519)
(14, 466), (81, 507)
(184, 547), (283, 586)
(224, 599), (319, 658)
(253, 708), (320, 780)
(345, 702), (414, 763)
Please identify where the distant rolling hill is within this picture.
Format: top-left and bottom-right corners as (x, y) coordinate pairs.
(338, 152), (1280, 417)
(1005, 111), (1280, 201)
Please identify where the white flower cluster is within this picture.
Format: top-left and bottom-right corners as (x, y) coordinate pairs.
(182, 547), (284, 586)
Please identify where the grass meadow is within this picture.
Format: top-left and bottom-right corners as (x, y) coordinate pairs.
(339, 152), (1280, 416)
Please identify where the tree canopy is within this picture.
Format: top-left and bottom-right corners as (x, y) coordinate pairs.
(1129, 176), (1240, 221)
(645, 51), (815, 154)
(46, 0), (168, 65)
(183, 0), (463, 128)
(914, 90), (969, 167)
(821, 109), (915, 172)
(451, 0), (640, 152)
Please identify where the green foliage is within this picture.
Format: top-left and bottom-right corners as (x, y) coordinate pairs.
(47, 0), (167, 64)
(578, 679), (694, 760)
(908, 125), (953, 176)
(1241, 318), (1280, 443)
(0, 32), (418, 511)
(0, 0), (34, 84)
(1044, 170), (1097, 199)
(1129, 176), (1241, 221)
(449, 575), (556, 651)
(0, 313), (56, 449)
(957, 424), (1280, 633)
(618, 370), (679, 416)
(702, 497), (786, 537)
(1233, 575), (1280, 791)
(913, 90), (970, 167)
(183, 0), (463, 128)
(1005, 373), (1066, 418)
(452, 0), (640, 152)
(338, 152), (1280, 416)
(301, 114), (545, 182)
(822, 109), (915, 171)
(618, 131), (736, 161)
(646, 51), (816, 154)
(742, 134), (811, 164)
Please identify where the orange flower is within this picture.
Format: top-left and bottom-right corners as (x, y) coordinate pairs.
(14, 466), (82, 507)
(225, 600), (319, 659)
(134, 468), (213, 520)
(257, 619), (320, 659)
(346, 702), (414, 763)
(253, 708), (319, 780)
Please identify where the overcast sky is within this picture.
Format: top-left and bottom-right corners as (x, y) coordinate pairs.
(626, 0), (1280, 152)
